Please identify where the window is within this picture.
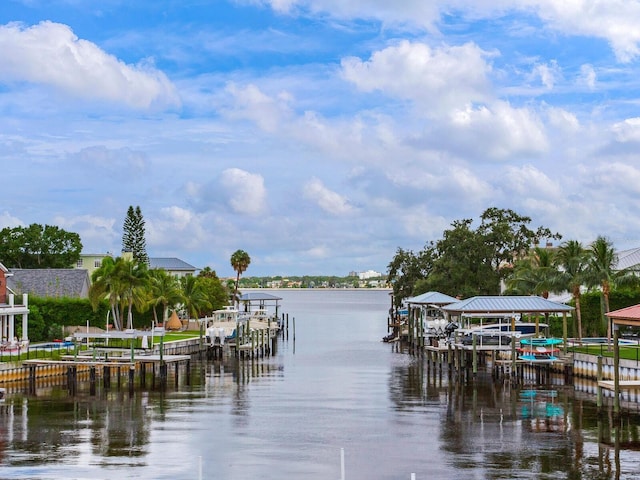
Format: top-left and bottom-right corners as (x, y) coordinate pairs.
(76, 259), (83, 268)
(94, 260), (102, 268)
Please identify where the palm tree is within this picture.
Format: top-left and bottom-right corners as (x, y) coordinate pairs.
(181, 275), (211, 320)
(117, 258), (150, 330)
(89, 256), (124, 330)
(555, 240), (589, 342)
(230, 249), (251, 306)
(584, 236), (617, 343)
(148, 269), (183, 325)
(507, 246), (557, 298)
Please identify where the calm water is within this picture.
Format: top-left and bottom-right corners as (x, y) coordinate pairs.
(0, 289), (639, 479)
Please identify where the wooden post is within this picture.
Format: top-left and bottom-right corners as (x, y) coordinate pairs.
(472, 333), (478, 378)
(596, 355), (603, 411)
(614, 324), (620, 416)
(562, 312), (568, 355)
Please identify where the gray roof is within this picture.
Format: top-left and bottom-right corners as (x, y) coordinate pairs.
(8, 269), (91, 298)
(442, 295), (574, 315)
(239, 292), (283, 302)
(406, 291), (458, 305)
(614, 247), (640, 271)
(149, 257), (197, 271)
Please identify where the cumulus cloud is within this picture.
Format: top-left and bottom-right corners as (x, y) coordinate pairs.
(0, 211), (25, 229)
(437, 101), (548, 160)
(341, 40), (493, 112)
(303, 178), (355, 215)
(611, 118), (640, 143)
(0, 21), (180, 109)
(219, 168), (268, 215)
(224, 83), (292, 132)
(258, 0), (640, 62)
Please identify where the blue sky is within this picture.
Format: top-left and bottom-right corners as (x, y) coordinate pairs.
(2, 1), (640, 277)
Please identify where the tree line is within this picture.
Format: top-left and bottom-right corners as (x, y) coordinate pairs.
(387, 207), (640, 340)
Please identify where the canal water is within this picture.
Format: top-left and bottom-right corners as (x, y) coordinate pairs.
(0, 288), (639, 479)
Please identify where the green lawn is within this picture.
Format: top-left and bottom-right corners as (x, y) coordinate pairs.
(571, 344), (640, 362)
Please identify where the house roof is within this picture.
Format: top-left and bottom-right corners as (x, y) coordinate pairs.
(149, 257), (197, 271)
(7, 269), (91, 298)
(405, 291), (458, 306)
(441, 295), (574, 315)
(607, 304), (640, 327)
(614, 247), (640, 271)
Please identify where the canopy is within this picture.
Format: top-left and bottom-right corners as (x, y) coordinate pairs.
(405, 291), (458, 306)
(442, 295), (574, 316)
(607, 304), (640, 327)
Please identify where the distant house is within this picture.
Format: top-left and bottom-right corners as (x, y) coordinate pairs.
(74, 253), (197, 280)
(7, 268), (91, 299)
(148, 257), (197, 278)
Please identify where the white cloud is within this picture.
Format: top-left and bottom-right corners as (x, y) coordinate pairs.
(503, 165), (562, 199)
(219, 168), (268, 215)
(0, 21), (180, 109)
(0, 211), (25, 229)
(52, 214), (118, 253)
(303, 178), (355, 215)
(578, 64), (597, 89)
(443, 101), (548, 160)
(611, 118), (640, 143)
(224, 83), (292, 132)
(341, 41), (493, 112)
(532, 60), (562, 89)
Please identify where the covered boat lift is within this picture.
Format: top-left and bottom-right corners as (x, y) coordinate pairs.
(442, 295), (574, 346)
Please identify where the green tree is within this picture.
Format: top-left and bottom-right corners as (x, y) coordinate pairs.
(387, 246), (434, 308)
(555, 240), (589, 341)
(180, 275), (211, 320)
(230, 250), (251, 305)
(0, 224), (82, 268)
(506, 246), (557, 298)
(89, 256), (150, 330)
(406, 208), (561, 299)
(122, 206), (148, 265)
(118, 259), (150, 329)
(584, 236), (640, 343)
(89, 256), (124, 330)
(148, 269), (183, 324)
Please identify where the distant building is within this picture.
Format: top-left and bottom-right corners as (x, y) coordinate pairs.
(358, 269), (382, 280)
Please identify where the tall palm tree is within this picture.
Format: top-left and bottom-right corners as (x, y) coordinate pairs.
(89, 256), (124, 330)
(230, 249), (251, 306)
(148, 269), (183, 325)
(116, 258), (150, 330)
(585, 236), (617, 343)
(181, 275), (211, 320)
(555, 240), (589, 342)
(507, 246), (557, 298)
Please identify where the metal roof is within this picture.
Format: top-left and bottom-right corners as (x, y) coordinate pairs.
(442, 295), (574, 315)
(607, 304), (640, 326)
(239, 292), (282, 302)
(614, 247), (640, 271)
(406, 291), (458, 305)
(149, 257), (197, 271)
